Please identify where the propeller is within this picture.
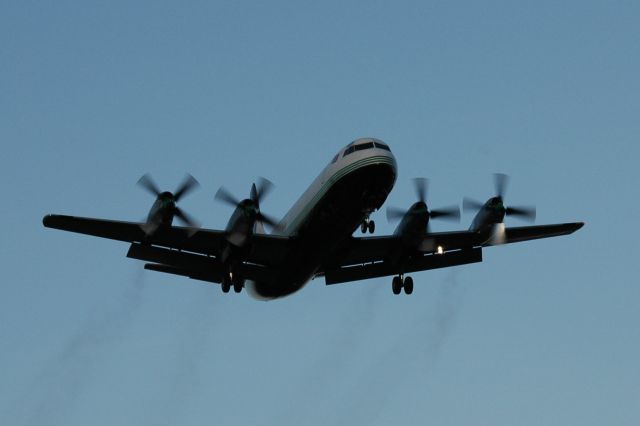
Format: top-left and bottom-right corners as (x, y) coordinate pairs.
(215, 177), (279, 229)
(463, 173), (536, 221)
(386, 178), (460, 232)
(137, 173), (201, 231)
(463, 173), (536, 245)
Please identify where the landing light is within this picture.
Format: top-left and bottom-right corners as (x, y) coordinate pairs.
(437, 246), (444, 255)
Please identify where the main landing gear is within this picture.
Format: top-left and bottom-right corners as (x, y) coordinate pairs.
(221, 273), (244, 294)
(360, 215), (375, 234)
(391, 274), (413, 295)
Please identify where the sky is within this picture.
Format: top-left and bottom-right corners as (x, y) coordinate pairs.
(1, 0), (639, 425)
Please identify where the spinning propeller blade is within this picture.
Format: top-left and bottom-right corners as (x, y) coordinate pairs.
(137, 173), (201, 235)
(429, 206), (461, 221)
(494, 173), (508, 199)
(174, 207), (200, 229)
(137, 173), (161, 197)
(253, 177), (274, 205)
(215, 177), (280, 231)
(506, 206), (536, 221)
(174, 174), (200, 202)
(215, 187), (241, 207)
(387, 178), (460, 229)
(463, 197), (484, 214)
(465, 173), (537, 223)
(386, 207), (408, 222)
(413, 177), (428, 203)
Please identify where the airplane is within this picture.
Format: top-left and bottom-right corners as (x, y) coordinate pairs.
(42, 138), (584, 300)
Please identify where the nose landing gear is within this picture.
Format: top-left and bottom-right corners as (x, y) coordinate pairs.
(391, 274), (414, 295)
(360, 215), (376, 234)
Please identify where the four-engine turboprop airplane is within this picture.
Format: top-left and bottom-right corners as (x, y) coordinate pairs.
(43, 138), (584, 300)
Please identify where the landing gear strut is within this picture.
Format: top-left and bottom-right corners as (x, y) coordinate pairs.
(391, 274), (414, 295)
(360, 215), (375, 234)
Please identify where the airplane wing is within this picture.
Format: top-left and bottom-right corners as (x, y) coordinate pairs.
(42, 214), (291, 266)
(127, 244), (278, 284)
(323, 248), (483, 285)
(322, 222), (584, 285)
(333, 230), (480, 266)
(496, 222), (585, 245)
(44, 214), (583, 287)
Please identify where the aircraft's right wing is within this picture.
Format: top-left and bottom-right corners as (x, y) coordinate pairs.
(42, 214), (292, 267)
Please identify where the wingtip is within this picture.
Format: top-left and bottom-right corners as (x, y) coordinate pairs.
(43, 214), (66, 228)
(569, 221), (585, 233)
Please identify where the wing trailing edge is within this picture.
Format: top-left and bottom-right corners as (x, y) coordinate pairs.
(324, 248), (482, 285)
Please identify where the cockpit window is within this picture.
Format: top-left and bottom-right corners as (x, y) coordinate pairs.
(343, 141), (375, 157)
(374, 142), (391, 151)
(354, 142), (375, 151)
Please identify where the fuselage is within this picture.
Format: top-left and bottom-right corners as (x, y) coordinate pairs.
(246, 138), (397, 300)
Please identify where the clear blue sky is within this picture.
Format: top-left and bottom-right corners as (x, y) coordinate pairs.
(2, 1), (639, 425)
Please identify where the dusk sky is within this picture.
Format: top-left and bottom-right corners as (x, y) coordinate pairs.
(2, 1), (639, 425)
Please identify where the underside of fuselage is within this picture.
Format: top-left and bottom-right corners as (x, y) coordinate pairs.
(247, 161), (396, 300)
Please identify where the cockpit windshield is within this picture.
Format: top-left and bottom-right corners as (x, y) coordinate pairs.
(374, 142), (391, 151)
(343, 140), (391, 157)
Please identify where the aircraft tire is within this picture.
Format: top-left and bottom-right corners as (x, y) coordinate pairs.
(368, 220), (375, 234)
(233, 280), (243, 293)
(392, 276), (402, 295)
(221, 280), (231, 293)
(360, 222), (368, 234)
(403, 276), (414, 295)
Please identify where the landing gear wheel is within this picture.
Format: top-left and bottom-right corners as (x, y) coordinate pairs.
(233, 279), (243, 293)
(368, 220), (375, 234)
(221, 279), (231, 293)
(403, 276), (414, 295)
(360, 222), (368, 234)
(392, 276), (402, 295)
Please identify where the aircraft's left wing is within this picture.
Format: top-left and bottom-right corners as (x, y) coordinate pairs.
(322, 222), (584, 285)
(322, 247), (483, 285)
(333, 230), (480, 266)
(497, 222), (585, 245)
